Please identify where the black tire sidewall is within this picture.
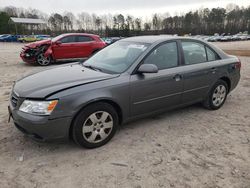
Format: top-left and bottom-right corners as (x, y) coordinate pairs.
(72, 102), (118, 148)
(208, 80), (228, 110)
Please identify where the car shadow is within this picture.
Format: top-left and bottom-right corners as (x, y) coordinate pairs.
(120, 103), (204, 129)
(9, 103), (206, 154)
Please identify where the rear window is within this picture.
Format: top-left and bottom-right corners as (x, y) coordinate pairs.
(206, 46), (220, 61)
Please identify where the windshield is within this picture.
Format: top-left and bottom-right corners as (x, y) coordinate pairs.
(83, 41), (149, 74)
(52, 34), (65, 42)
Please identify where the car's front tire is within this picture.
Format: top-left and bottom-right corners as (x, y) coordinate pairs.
(203, 79), (228, 110)
(72, 102), (118, 148)
(36, 53), (51, 66)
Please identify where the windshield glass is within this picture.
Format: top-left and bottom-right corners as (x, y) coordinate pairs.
(83, 41), (149, 74)
(52, 34), (65, 42)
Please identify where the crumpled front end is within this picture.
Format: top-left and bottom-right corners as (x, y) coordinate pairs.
(20, 46), (38, 63)
(20, 44), (51, 64)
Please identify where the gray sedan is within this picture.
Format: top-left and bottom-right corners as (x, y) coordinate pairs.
(9, 36), (241, 148)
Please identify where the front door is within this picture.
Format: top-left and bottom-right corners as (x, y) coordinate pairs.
(130, 41), (184, 116)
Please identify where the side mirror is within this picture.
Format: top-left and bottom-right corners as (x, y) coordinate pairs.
(55, 41), (62, 45)
(137, 64), (158, 74)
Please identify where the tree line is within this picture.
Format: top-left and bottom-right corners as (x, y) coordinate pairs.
(0, 4), (249, 37)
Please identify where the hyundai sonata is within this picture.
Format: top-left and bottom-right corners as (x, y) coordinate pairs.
(9, 36), (240, 148)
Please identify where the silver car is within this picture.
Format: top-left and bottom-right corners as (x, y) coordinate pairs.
(9, 36), (241, 148)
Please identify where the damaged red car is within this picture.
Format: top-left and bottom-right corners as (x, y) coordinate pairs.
(20, 33), (106, 66)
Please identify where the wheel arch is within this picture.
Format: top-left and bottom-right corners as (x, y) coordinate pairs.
(219, 76), (231, 92)
(69, 99), (123, 138)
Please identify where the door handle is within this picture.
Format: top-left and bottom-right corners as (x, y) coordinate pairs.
(211, 67), (217, 74)
(173, 74), (182, 82)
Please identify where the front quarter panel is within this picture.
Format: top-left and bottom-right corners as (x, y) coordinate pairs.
(47, 75), (130, 122)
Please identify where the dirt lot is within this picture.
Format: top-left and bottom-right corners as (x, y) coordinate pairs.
(0, 41), (250, 188)
(214, 41), (250, 57)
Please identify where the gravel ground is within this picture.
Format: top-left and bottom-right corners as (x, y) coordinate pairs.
(0, 42), (250, 188)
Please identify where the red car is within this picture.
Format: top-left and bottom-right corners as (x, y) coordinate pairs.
(20, 33), (106, 66)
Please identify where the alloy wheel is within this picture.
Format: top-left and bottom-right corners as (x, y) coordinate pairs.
(212, 85), (227, 107)
(82, 111), (113, 143)
(37, 53), (51, 66)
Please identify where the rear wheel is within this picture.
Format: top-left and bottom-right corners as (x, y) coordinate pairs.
(72, 102), (118, 148)
(203, 80), (228, 110)
(36, 53), (51, 66)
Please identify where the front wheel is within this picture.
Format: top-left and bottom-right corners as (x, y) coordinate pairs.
(72, 102), (118, 148)
(36, 53), (51, 66)
(203, 80), (228, 110)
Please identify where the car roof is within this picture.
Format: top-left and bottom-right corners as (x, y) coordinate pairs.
(120, 35), (178, 44)
(60, 33), (99, 38)
(120, 35), (229, 60)
(120, 35), (205, 44)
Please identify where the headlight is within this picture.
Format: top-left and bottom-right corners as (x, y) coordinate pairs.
(19, 100), (58, 115)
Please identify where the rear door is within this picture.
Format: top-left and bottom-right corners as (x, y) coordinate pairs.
(180, 40), (221, 104)
(130, 41), (184, 116)
(75, 35), (95, 58)
(52, 35), (78, 59)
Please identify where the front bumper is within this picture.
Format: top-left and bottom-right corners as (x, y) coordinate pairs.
(9, 104), (72, 141)
(20, 52), (36, 63)
(20, 47), (37, 64)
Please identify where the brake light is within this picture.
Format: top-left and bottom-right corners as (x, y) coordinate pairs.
(235, 58), (241, 69)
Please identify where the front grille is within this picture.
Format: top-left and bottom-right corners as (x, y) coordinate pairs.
(11, 93), (19, 108)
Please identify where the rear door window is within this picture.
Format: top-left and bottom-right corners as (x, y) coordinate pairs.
(182, 41), (207, 65)
(77, 36), (94, 42)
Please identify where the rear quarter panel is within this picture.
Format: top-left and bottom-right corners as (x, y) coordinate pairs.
(208, 56), (240, 92)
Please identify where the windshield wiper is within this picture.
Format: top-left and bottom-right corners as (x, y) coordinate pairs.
(83, 64), (103, 72)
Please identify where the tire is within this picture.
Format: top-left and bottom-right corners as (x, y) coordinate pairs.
(203, 79), (228, 110)
(72, 102), (119, 148)
(36, 53), (51, 66)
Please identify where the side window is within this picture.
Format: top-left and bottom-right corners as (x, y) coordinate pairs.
(60, 36), (76, 43)
(206, 46), (219, 61)
(77, 36), (94, 42)
(144, 42), (178, 70)
(182, 41), (207, 65)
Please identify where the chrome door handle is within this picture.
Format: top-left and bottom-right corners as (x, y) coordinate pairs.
(173, 74), (182, 81)
(211, 67), (217, 74)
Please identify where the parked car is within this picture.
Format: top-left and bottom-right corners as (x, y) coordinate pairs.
(18, 35), (39, 43)
(20, 33), (106, 66)
(220, 35), (232, 42)
(231, 34), (241, 41)
(207, 35), (222, 42)
(9, 36), (241, 148)
(0, 34), (20, 42)
(36, 35), (51, 41)
(238, 34), (248, 40)
(103, 37), (122, 45)
(103, 37), (113, 45)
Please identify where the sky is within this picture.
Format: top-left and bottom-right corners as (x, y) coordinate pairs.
(0, 0), (249, 17)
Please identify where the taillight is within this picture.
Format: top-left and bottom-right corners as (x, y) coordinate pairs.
(235, 58), (241, 69)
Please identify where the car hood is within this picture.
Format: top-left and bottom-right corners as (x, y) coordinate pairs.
(25, 39), (51, 48)
(14, 63), (119, 98)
